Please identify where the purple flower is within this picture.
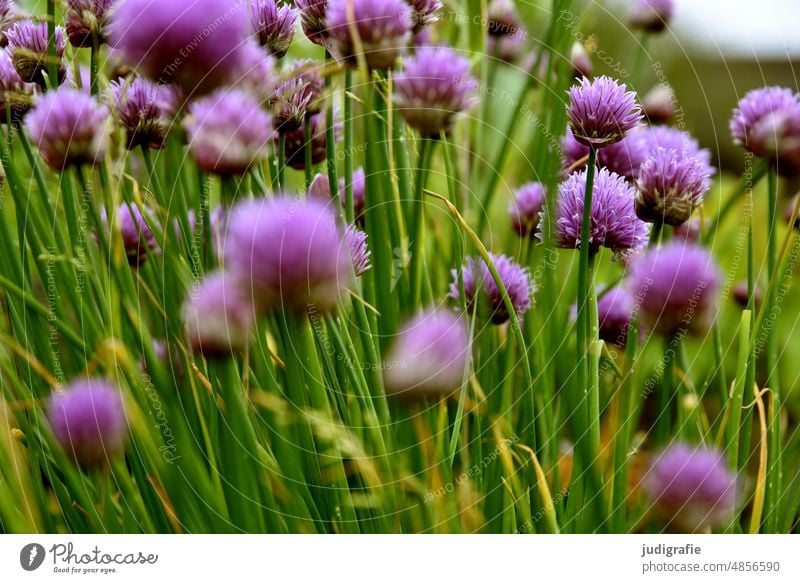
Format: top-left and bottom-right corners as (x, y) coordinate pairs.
(185, 88), (273, 176)
(0, 48), (35, 123)
(109, 78), (179, 150)
(748, 106), (800, 174)
(643, 443), (736, 532)
(487, 0), (521, 37)
(384, 308), (470, 398)
(105, 201), (159, 267)
(183, 271), (254, 358)
(629, 0), (674, 33)
(567, 76), (642, 148)
(271, 76), (313, 133)
(48, 378), (127, 467)
(508, 181), (546, 238)
(635, 147), (712, 226)
(395, 46), (478, 137)
(406, 0), (442, 33)
(307, 167), (366, 220)
(66, 0), (118, 48)
(289, 60), (326, 115)
(642, 83), (675, 124)
(563, 125), (714, 183)
(628, 241), (721, 337)
(553, 166), (650, 254)
(570, 41), (593, 78)
(250, 0), (297, 59)
(486, 26), (527, 63)
(730, 87), (799, 155)
(598, 286), (633, 348)
(296, 0), (328, 46)
(732, 280), (762, 309)
(282, 109), (341, 170)
(449, 253), (534, 324)
(230, 40), (278, 103)
(672, 216), (704, 243)
(108, 0), (248, 95)
(327, 0), (413, 69)
(224, 195), (351, 313)
(786, 194), (800, 229)
(25, 87), (110, 170)
(6, 20), (66, 87)
(346, 224), (371, 276)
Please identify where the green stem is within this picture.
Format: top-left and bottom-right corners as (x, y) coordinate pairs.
(47, 1), (58, 90)
(324, 51), (340, 211)
(408, 137), (434, 306)
(90, 34), (100, 96)
(277, 133), (286, 189)
(765, 164), (781, 532)
(304, 115), (313, 187)
(343, 69), (355, 223)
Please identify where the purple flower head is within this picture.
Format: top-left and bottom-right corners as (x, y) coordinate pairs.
(327, 0), (413, 69)
(66, 0), (118, 48)
(672, 216), (704, 244)
(748, 106), (800, 174)
(553, 166), (650, 254)
(406, 0), (442, 33)
(395, 46), (478, 137)
(628, 241), (721, 337)
(308, 172), (332, 199)
(508, 181), (546, 238)
(487, 0), (521, 37)
(250, 0), (297, 59)
(449, 253), (534, 325)
(271, 76), (313, 133)
(289, 60), (327, 115)
(183, 271), (254, 358)
(224, 195), (351, 313)
(643, 443), (736, 532)
(570, 41), (593, 79)
(25, 87), (110, 170)
(106, 201), (159, 267)
(384, 308), (470, 398)
(185, 88), (273, 176)
(486, 25), (527, 63)
(109, 78), (179, 150)
(6, 20), (66, 87)
(642, 83), (675, 124)
(629, 0), (674, 33)
(732, 280), (762, 309)
(567, 76), (642, 148)
(48, 378), (127, 467)
(730, 87), (800, 156)
(345, 224), (371, 276)
(598, 286), (633, 348)
(296, 0), (329, 46)
(230, 40), (278, 103)
(109, 0), (248, 96)
(0, 48), (35, 123)
(635, 147), (712, 226)
(282, 109), (341, 170)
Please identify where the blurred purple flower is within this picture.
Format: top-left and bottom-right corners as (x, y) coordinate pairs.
(643, 443), (737, 532)
(598, 286), (633, 349)
(183, 271), (254, 358)
(0, 47), (35, 123)
(567, 76), (642, 148)
(345, 224), (371, 276)
(395, 46), (478, 137)
(327, 0), (413, 69)
(553, 166), (650, 254)
(406, 0), (442, 33)
(105, 201), (159, 267)
(185, 88), (273, 176)
(296, 0), (329, 46)
(642, 83), (675, 124)
(66, 0), (118, 48)
(282, 109), (341, 170)
(508, 181), (546, 238)
(230, 40), (278, 103)
(570, 41), (593, 78)
(108, 0), (248, 95)
(628, 241), (721, 337)
(25, 87), (110, 170)
(48, 378), (127, 467)
(384, 308), (470, 398)
(629, 0), (674, 33)
(450, 253), (534, 324)
(224, 195), (351, 313)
